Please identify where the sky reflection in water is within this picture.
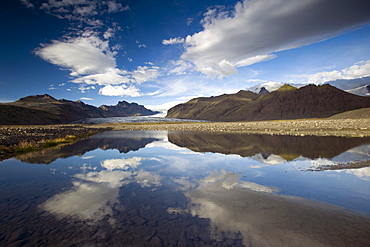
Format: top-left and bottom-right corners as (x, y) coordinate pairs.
(1, 131), (370, 246)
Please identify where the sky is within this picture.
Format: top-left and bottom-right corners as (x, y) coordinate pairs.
(1, 0), (370, 111)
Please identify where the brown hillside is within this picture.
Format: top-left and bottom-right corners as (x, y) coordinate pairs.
(166, 84), (370, 121)
(0, 94), (158, 125)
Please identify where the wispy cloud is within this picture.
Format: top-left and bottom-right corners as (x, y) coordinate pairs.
(173, 0), (370, 79)
(291, 60), (370, 85)
(39, 0), (129, 22)
(20, 0), (34, 8)
(80, 97), (94, 101)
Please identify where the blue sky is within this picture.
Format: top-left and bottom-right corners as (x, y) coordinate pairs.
(1, 0), (370, 111)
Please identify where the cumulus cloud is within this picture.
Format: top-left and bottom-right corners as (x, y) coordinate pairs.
(162, 37), (185, 45)
(292, 60), (370, 85)
(36, 33), (161, 95)
(29, 0), (161, 97)
(99, 84), (141, 97)
(179, 0), (370, 78)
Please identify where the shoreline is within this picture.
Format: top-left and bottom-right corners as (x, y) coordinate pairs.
(96, 118), (370, 137)
(1, 118), (370, 153)
(0, 125), (112, 160)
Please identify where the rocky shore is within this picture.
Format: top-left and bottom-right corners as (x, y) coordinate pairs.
(102, 118), (370, 137)
(1, 119), (370, 149)
(0, 125), (112, 160)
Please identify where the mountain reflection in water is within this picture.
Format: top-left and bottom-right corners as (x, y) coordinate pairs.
(1, 131), (370, 246)
(168, 131), (370, 160)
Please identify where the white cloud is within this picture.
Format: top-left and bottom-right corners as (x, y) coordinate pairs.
(187, 18), (193, 26)
(20, 0), (34, 8)
(100, 157), (143, 171)
(234, 54), (277, 68)
(40, 181), (120, 221)
(35, 35), (116, 75)
(78, 84), (96, 93)
(36, 30), (162, 96)
(162, 37), (185, 45)
(131, 66), (161, 84)
(168, 60), (194, 75)
(107, 1), (129, 13)
(346, 167), (370, 181)
(246, 80), (285, 92)
(292, 60), (370, 85)
(180, 0), (370, 78)
(80, 97), (94, 101)
(135, 170), (162, 188)
(197, 59), (238, 80)
(145, 100), (189, 112)
(99, 84), (141, 97)
(71, 68), (130, 85)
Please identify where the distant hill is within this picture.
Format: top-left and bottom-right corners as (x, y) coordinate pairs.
(329, 108), (370, 119)
(0, 94), (158, 125)
(166, 84), (370, 121)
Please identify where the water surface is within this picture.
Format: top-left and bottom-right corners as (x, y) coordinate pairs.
(1, 131), (370, 246)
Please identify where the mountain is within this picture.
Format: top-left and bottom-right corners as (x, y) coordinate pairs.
(99, 100), (156, 116)
(246, 81), (305, 94)
(166, 84), (370, 121)
(258, 87), (270, 95)
(325, 76), (370, 91)
(329, 107), (370, 119)
(0, 94), (158, 125)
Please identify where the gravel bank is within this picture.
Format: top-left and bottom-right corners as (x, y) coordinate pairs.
(1, 118), (369, 149)
(0, 125), (111, 148)
(99, 118), (370, 137)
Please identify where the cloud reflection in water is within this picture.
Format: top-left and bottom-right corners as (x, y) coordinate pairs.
(40, 157), (162, 222)
(176, 170), (370, 246)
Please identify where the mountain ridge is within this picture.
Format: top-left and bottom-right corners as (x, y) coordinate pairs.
(166, 84), (370, 121)
(0, 94), (159, 125)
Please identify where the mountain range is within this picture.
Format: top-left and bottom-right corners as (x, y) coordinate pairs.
(0, 94), (158, 125)
(166, 84), (370, 121)
(247, 79), (370, 96)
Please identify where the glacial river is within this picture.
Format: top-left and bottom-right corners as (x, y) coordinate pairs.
(1, 131), (370, 246)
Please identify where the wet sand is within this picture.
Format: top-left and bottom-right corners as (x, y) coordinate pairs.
(1, 170), (370, 246)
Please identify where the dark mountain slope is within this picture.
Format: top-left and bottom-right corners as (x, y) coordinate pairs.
(0, 94), (158, 125)
(99, 100), (156, 117)
(166, 84), (370, 121)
